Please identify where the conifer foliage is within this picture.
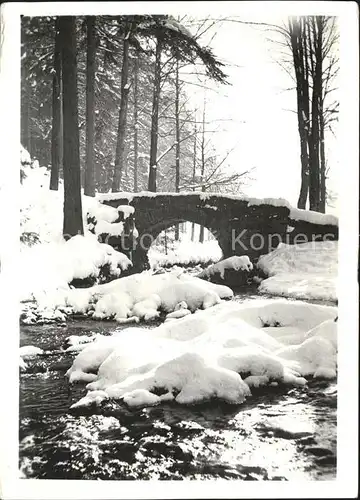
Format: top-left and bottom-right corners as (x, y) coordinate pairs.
(20, 15), (239, 237)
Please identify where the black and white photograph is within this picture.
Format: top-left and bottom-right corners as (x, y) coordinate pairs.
(0, 1), (358, 498)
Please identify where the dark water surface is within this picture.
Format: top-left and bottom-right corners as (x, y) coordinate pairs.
(19, 294), (337, 481)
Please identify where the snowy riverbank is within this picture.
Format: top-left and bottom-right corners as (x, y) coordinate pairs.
(257, 241), (338, 302)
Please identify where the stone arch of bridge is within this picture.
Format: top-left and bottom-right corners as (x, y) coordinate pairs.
(131, 209), (231, 271)
(135, 211), (228, 254)
(148, 218), (223, 255)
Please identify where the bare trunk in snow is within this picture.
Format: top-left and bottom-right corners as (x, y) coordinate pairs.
(199, 103), (206, 243)
(308, 17), (322, 212)
(174, 59), (181, 241)
(289, 17), (310, 210)
(60, 16), (84, 237)
(50, 17), (63, 191)
(148, 36), (162, 192)
(112, 34), (130, 192)
(133, 55), (139, 192)
(319, 100), (326, 212)
(191, 121), (197, 242)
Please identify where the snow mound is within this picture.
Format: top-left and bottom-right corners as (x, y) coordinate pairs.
(257, 241), (338, 301)
(20, 234), (132, 305)
(19, 345), (44, 370)
(93, 219), (124, 237)
(23, 269), (232, 327)
(64, 271), (233, 323)
(67, 299), (337, 409)
(275, 319), (337, 379)
(87, 200), (134, 237)
(117, 205), (135, 219)
(19, 345), (44, 358)
(87, 202), (120, 224)
(198, 256), (253, 280)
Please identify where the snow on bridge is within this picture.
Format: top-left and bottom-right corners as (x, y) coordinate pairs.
(93, 191), (339, 272)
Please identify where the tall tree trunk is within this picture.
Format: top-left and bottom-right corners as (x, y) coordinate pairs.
(60, 16), (84, 237)
(112, 33), (131, 192)
(148, 36), (162, 192)
(50, 17), (63, 191)
(289, 17), (310, 210)
(319, 99), (326, 212)
(174, 59), (181, 241)
(318, 22), (326, 214)
(94, 42), (111, 191)
(84, 16), (96, 197)
(191, 121), (197, 242)
(174, 60), (181, 193)
(133, 55), (139, 192)
(199, 103), (206, 244)
(308, 16), (323, 212)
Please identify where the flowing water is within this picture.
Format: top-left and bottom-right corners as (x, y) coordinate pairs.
(19, 292), (337, 481)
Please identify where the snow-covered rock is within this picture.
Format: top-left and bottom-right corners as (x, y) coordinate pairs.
(165, 308), (191, 321)
(28, 270), (231, 326)
(276, 322), (337, 379)
(197, 255), (254, 287)
(67, 299), (337, 409)
(19, 345), (44, 358)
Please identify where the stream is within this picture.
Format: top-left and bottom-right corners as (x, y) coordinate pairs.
(19, 291), (337, 481)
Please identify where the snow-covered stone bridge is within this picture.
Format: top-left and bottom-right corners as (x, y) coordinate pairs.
(94, 192), (339, 272)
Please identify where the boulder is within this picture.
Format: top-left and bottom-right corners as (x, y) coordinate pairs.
(197, 255), (254, 288)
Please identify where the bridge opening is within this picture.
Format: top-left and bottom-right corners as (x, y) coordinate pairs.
(148, 222), (223, 270)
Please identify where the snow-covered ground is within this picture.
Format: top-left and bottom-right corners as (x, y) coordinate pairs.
(65, 299), (338, 409)
(149, 239), (222, 269)
(257, 241), (338, 302)
(21, 158), (126, 244)
(20, 234), (132, 304)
